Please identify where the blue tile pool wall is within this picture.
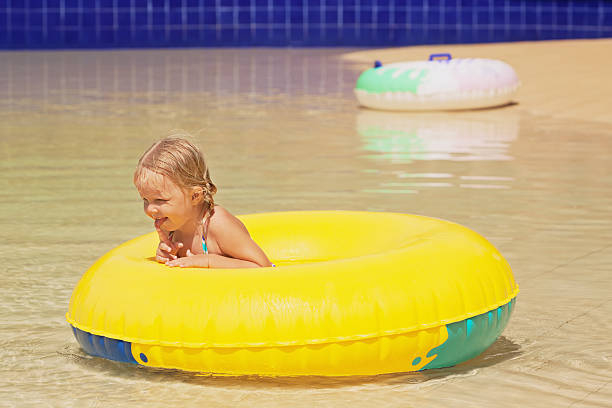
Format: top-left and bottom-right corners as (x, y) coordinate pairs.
(2, 1), (611, 49)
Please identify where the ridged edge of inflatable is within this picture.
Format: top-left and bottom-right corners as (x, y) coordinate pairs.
(65, 289), (518, 349)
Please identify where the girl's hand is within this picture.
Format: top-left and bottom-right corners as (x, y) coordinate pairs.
(165, 249), (209, 268)
(156, 241), (183, 263)
(155, 220), (183, 263)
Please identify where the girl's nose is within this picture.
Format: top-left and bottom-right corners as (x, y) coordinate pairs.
(144, 203), (158, 218)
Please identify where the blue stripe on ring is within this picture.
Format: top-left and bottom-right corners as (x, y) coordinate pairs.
(71, 326), (137, 364)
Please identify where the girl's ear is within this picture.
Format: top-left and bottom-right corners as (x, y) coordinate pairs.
(191, 187), (204, 204)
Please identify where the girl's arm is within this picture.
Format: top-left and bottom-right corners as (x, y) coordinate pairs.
(165, 207), (273, 268)
(165, 251), (262, 268)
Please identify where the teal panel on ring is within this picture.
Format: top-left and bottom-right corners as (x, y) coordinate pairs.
(422, 298), (516, 370)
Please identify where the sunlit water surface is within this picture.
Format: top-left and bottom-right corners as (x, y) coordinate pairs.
(0, 49), (611, 407)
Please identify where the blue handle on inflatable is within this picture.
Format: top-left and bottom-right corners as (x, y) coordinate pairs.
(374, 60), (382, 68)
(429, 53), (452, 61)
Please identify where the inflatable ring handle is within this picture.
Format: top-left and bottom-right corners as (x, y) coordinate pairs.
(429, 53), (452, 61)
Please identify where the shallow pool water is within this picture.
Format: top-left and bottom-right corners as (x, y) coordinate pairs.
(1, 47), (610, 407)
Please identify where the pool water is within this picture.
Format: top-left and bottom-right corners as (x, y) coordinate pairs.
(1, 45), (611, 407)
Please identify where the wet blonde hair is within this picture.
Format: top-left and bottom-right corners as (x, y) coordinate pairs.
(134, 135), (217, 220)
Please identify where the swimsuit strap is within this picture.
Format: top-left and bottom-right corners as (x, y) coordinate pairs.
(202, 214), (210, 255)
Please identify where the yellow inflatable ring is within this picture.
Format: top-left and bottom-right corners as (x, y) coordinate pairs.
(66, 211), (519, 376)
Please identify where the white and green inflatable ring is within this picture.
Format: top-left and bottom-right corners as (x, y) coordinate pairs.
(355, 54), (520, 111)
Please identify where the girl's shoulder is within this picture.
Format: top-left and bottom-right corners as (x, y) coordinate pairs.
(209, 205), (233, 223)
(208, 205), (249, 234)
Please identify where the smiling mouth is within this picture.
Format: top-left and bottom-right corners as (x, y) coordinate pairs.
(154, 217), (168, 230)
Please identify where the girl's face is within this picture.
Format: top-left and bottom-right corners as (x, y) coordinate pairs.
(135, 168), (200, 232)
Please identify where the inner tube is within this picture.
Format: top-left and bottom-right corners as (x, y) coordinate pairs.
(355, 54), (520, 111)
(66, 211), (519, 376)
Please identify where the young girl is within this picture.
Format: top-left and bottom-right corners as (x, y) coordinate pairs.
(133, 136), (273, 268)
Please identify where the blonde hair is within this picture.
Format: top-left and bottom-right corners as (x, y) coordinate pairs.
(134, 136), (217, 220)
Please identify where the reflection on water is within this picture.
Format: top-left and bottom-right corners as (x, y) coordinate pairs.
(357, 108), (519, 194)
(357, 108), (519, 162)
(0, 49), (352, 113)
